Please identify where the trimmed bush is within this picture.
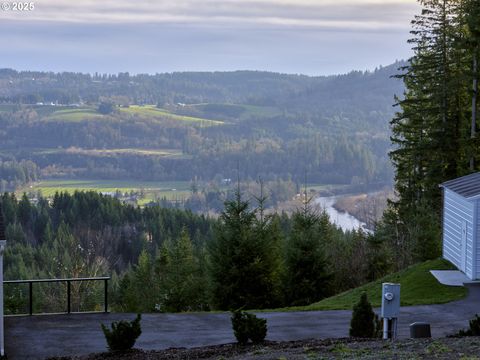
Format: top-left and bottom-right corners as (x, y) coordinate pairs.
(231, 310), (250, 345)
(101, 314), (142, 351)
(349, 293), (378, 338)
(231, 310), (267, 344)
(247, 313), (268, 343)
(457, 314), (480, 336)
(469, 314), (480, 335)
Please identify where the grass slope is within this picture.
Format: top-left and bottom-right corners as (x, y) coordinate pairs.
(294, 258), (467, 311)
(36, 147), (186, 158)
(28, 104), (223, 125)
(119, 105), (224, 125)
(44, 107), (105, 122)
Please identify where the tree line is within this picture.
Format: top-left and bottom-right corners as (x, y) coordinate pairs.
(1, 190), (391, 313)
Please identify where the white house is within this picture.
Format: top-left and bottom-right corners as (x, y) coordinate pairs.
(441, 172), (480, 280)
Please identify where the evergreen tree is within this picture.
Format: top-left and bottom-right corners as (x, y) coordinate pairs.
(463, 0), (480, 169)
(350, 292), (377, 338)
(122, 250), (157, 312)
(284, 198), (332, 306)
(391, 0), (467, 216)
(156, 228), (209, 312)
(208, 190), (281, 310)
(384, 0), (474, 269)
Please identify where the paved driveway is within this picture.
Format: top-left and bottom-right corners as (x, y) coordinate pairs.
(6, 285), (480, 359)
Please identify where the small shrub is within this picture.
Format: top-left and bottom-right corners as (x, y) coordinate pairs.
(469, 314), (480, 335)
(456, 314), (480, 336)
(373, 313), (383, 338)
(247, 313), (267, 343)
(231, 310), (267, 344)
(101, 314), (142, 351)
(349, 292), (377, 338)
(231, 310), (250, 345)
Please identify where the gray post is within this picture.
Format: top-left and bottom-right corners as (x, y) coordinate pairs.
(0, 240), (6, 356)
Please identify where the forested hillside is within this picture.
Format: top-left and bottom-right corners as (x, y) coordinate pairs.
(0, 64), (404, 194)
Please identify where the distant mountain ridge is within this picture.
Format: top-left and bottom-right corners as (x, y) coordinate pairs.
(0, 61), (405, 116)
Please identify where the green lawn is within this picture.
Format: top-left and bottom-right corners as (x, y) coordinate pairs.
(286, 258), (467, 311)
(119, 105), (224, 126)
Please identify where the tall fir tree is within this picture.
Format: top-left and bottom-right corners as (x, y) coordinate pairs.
(283, 195), (332, 306)
(391, 0), (467, 216)
(208, 190), (281, 310)
(463, 0), (480, 169)
(383, 0), (474, 266)
(155, 228), (209, 312)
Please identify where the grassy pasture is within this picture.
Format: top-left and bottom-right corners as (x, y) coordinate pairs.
(186, 103), (282, 121)
(0, 103), (225, 125)
(119, 105), (224, 126)
(44, 107), (104, 122)
(19, 179), (192, 201)
(236, 104), (283, 120)
(35, 147), (186, 158)
(0, 104), (19, 112)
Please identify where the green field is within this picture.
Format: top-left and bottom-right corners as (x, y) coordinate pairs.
(186, 103), (283, 121)
(0, 103), (224, 125)
(237, 104), (283, 120)
(285, 258), (467, 311)
(119, 105), (224, 126)
(44, 107), (104, 122)
(0, 104), (19, 112)
(35, 147), (187, 158)
(19, 179), (192, 202)
(306, 184), (351, 194)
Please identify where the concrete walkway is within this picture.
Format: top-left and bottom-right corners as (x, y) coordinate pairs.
(430, 270), (470, 286)
(6, 285), (480, 359)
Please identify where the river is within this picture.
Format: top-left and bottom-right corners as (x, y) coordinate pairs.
(314, 195), (368, 232)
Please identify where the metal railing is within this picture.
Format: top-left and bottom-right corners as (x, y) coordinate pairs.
(4, 277), (110, 316)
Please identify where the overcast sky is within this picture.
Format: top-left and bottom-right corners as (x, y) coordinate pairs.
(0, 0), (420, 75)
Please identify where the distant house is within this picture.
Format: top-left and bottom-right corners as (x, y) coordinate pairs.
(441, 173), (480, 280)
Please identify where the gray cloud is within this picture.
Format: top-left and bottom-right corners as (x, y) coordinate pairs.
(0, 0), (419, 75)
(3, 0), (418, 30)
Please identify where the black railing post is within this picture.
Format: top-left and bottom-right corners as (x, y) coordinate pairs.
(5, 276), (110, 316)
(29, 281), (33, 315)
(104, 279), (108, 313)
(67, 280), (71, 314)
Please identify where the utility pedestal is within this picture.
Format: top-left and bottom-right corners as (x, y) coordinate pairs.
(381, 283), (400, 340)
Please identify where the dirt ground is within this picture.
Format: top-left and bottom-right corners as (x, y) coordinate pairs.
(51, 336), (480, 360)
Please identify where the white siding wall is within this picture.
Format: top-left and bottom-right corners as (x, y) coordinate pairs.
(476, 200), (480, 280)
(443, 189), (475, 279)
